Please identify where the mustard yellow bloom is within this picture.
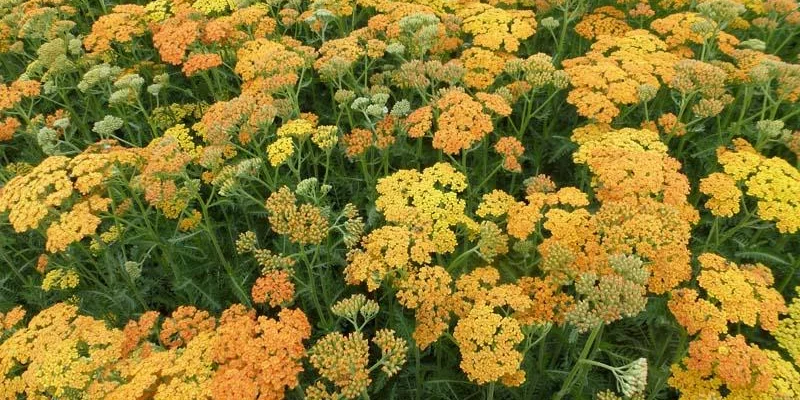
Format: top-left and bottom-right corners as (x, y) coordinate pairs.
(41, 269), (80, 291)
(717, 139), (800, 233)
(453, 305), (525, 386)
(699, 172), (742, 217)
(267, 137), (295, 167)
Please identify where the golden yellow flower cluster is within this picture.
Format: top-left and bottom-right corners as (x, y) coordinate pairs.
(568, 126), (698, 293)
(696, 253), (786, 331)
(453, 305), (525, 386)
(459, 47), (509, 90)
(395, 265), (453, 348)
(375, 162), (475, 253)
(265, 117), (337, 166)
(235, 38), (312, 92)
(0, 302), (311, 399)
(451, 267), (533, 319)
(267, 137), (295, 167)
(775, 286), (800, 363)
(668, 288), (729, 336)
(0, 141), (139, 253)
(345, 226), (421, 291)
(431, 88), (494, 154)
(478, 183), (589, 242)
(41, 268), (80, 291)
(711, 138), (800, 233)
(192, 0), (238, 15)
(699, 172), (742, 217)
(0, 156), (72, 232)
(266, 118), (314, 166)
(574, 6), (632, 40)
(5, 0), (800, 398)
(265, 186), (330, 245)
(667, 251), (795, 399)
(164, 123), (202, 159)
(563, 30), (677, 123)
(456, 3), (536, 53)
(0, 303), (123, 398)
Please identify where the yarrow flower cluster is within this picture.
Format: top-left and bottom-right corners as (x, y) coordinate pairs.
(374, 162), (475, 254)
(0, 302), (311, 399)
(431, 88), (494, 154)
(667, 252), (793, 399)
(565, 255), (649, 332)
(2, 0), (800, 399)
(563, 30), (678, 123)
(0, 141), (138, 252)
(453, 305), (526, 386)
(775, 287), (800, 362)
(710, 138), (800, 233)
(456, 3), (536, 53)
(265, 186), (330, 246)
(566, 125), (698, 293)
(307, 299), (407, 400)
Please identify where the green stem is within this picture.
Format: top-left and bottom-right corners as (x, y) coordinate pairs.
(199, 195), (251, 306)
(299, 246), (329, 327)
(554, 325), (603, 400)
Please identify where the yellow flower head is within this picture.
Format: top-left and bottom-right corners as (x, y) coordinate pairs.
(164, 124), (201, 159)
(699, 172), (742, 217)
(41, 269), (80, 291)
(375, 162), (475, 253)
(395, 265), (453, 349)
(265, 186), (329, 245)
(457, 3), (536, 53)
(267, 137), (295, 167)
(563, 30), (677, 123)
(277, 118), (316, 138)
(697, 253), (787, 331)
(775, 286), (800, 362)
(192, 0), (238, 15)
(716, 139), (800, 233)
(453, 305), (525, 386)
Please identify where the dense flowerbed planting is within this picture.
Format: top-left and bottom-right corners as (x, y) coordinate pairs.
(1, 0), (800, 398)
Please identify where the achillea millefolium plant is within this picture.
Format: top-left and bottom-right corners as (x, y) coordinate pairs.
(1, 0), (800, 398)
